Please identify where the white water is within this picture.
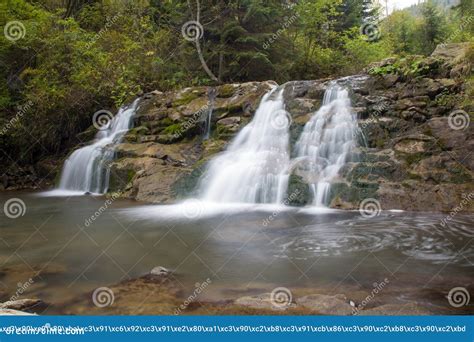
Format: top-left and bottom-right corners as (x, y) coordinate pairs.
(295, 83), (358, 206)
(199, 89), (291, 204)
(57, 99), (140, 194)
(204, 89), (216, 140)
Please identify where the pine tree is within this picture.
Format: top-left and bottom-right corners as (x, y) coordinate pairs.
(420, 0), (446, 54)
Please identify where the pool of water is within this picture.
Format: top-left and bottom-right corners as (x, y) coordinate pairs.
(0, 191), (473, 314)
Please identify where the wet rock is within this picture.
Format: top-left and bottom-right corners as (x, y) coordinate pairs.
(358, 303), (432, 315)
(0, 308), (36, 316)
(296, 294), (354, 315)
(216, 116), (242, 137)
(288, 98), (321, 117)
(0, 299), (46, 312)
(381, 74), (399, 88)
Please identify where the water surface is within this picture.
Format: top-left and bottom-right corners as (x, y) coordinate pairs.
(0, 192), (473, 314)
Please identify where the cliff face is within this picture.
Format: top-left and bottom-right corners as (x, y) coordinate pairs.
(5, 44), (470, 211)
(102, 43), (473, 211)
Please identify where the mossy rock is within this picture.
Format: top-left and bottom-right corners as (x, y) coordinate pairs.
(329, 182), (379, 206)
(286, 174), (311, 206)
(173, 91), (200, 107)
(448, 166), (472, 184)
(108, 164), (136, 193)
(129, 126), (150, 135)
(217, 84), (237, 98)
(162, 123), (183, 135)
(171, 161), (209, 198)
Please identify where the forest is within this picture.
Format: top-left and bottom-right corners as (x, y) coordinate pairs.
(0, 0), (473, 164)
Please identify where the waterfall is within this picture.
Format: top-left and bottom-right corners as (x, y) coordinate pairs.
(198, 88), (291, 204)
(295, 83), (358, 207)
(204, 88), (216, 140)
(57, 99), (140, 194)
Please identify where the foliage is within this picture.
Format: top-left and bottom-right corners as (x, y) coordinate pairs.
(0, 0), (472, 166)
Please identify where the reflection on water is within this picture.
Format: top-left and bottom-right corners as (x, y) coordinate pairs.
(0, 192), (473, 314)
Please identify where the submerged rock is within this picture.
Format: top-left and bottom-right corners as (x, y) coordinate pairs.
(296, 294), (354, 315)
(235, 293), (296, 311)
(358, 303), (432, 316)
(0, 299), (46, 314)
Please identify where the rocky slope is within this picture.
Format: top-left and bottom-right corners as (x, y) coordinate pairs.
(99, 43), (472, 211)
(5, 43), (472, 212)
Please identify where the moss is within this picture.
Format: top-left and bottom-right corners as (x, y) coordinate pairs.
(162, 123), (182, 135)
(108, 163), (135, 192)
(329, 182), (379, 204)
(434, 91), (459, 108)
(159, 117), (174, 127)
(407, 172), (422, 180)
(173, 91), (200, 107)
(401, 152), (428, 166)
(129, 126), (149, 135)
(449, 167), (472, 184)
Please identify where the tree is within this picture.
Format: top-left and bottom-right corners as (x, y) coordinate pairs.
(419, 1), (446, 54)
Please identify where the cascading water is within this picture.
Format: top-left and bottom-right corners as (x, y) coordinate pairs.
(204, 88), (216, 140)
(198, 88), (291, 204)
(295, 82), (358, 206)
(57, 99), (140, 194)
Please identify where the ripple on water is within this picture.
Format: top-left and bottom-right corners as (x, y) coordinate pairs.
(272, 213), (474, 266)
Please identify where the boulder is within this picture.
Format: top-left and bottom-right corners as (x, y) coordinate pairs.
(150, 266), (171, 277)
